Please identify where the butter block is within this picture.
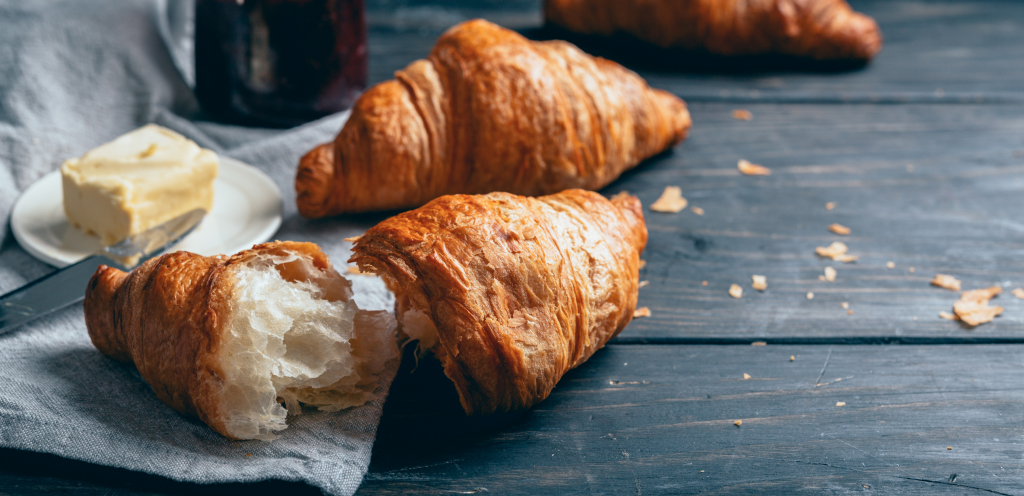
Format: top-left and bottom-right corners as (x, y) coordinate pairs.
(61, 124), (218, 246)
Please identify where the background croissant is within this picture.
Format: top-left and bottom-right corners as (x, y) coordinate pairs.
(349, 189), (647, 414)
(85, 241), (397, 440)
(545, 0), (883, 60)
(296, 19), (691, 218)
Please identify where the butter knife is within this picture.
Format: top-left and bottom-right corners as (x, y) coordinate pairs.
(0, 209), (206, 335)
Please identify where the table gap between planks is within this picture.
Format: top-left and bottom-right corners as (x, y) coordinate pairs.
(2, 1), (1024, 495)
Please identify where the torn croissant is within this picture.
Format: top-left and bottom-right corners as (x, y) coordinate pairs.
(545, 0), (883, 60)
(296, 19), (691, 218)
(84, 241), (398, 440)
(349, 189), (647, 414)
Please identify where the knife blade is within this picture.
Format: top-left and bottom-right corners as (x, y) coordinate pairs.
(0, 209), (206, 335)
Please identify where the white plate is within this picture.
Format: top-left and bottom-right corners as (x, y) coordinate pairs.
(11, 156), (283, 268)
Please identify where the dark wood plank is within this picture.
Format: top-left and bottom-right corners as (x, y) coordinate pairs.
(360, 344), (1024, 495)
(367, 0), (1024, 103)
(603, 101), (1024, 340)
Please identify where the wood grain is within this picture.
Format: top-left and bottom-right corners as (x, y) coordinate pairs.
(359, 344), (1024, 495)
(616, 101), (1024, 340)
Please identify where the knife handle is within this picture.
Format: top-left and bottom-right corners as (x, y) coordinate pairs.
(0, 256), (111, 336)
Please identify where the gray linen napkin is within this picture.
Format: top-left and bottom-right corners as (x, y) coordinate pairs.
(0, 2), (397, 494)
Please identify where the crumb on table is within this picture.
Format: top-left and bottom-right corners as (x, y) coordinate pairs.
(729, 284), (743, 298)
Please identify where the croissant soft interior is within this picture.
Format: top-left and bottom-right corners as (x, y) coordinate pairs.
(220, 249), (394, 439)
(86, 242), (397, 440)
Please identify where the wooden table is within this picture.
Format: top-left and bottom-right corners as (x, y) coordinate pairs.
(4, 0), (1024, 494)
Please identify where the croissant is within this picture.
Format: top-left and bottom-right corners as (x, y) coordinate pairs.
(349, 189), (647, 414)
(545, 0), (883, 60)
(295, 19), (691, 218)
(84, 241), (398, 440)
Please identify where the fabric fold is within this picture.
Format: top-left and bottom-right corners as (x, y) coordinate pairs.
(0, 2), (391, 494)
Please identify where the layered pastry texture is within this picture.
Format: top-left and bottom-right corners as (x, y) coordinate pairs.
(85, 241), (398, 440)
(349, 190), (647, 415)
(295, 19), (690, 218)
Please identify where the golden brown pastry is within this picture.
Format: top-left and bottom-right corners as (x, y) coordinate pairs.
(349, 189), (647, 414)
(296, 19), (690, 218)
(85, 241), (397, 440)
(545, 0), (883, 60)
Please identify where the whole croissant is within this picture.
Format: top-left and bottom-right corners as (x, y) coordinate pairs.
(296, 19), (690, 218)
(85, 241), (397, 440)
(349, 189), (647, 414)
(545, 0), (883, 60)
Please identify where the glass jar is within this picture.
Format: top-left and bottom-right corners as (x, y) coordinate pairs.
(194, 0), (367, 127)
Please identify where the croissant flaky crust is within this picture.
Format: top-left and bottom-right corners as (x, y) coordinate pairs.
(349, 189), (647, 414)
(85, 241), (397, 440)
(296, 19), (691, 218)
(545, 0), (883, 60)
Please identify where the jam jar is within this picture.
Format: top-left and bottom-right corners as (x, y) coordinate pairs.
(195, 0), (367, 127)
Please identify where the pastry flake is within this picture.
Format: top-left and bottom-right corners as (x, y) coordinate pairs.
(953, 300), (1003, 327)
(729, 284), (743, 298)
(930, 274), (961, 291)
(828, 223), (851, 235)
(824, 267), (837, 282)
(650, 186), (688, 213)
(960, 286), (1001, 303)
(941, 286), (1004, 327)
(816, 241), (847, 258)
(737, 159), (771, 176)
(751, 275), (767, 291)
(816, 242), (858, 263)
